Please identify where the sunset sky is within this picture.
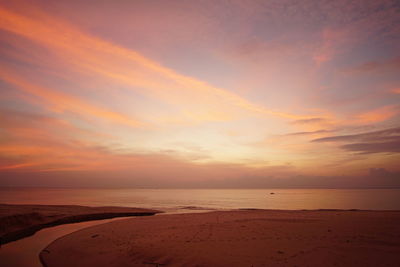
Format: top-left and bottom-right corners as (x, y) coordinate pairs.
(0, 0), (399, 188)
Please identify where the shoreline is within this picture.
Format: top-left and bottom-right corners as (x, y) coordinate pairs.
(40, 209), (400, 267)
(0, 204), (160, 245)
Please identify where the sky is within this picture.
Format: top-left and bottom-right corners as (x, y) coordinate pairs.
(0, 0), (399, 188)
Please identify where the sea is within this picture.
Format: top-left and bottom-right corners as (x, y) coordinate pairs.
(1, 187), (400, 211)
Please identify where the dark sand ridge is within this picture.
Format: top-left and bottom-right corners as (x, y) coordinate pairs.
(0, 204), (160, 245)
(41, 210), (400, 267)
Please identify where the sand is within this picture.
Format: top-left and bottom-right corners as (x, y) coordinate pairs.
(0, 204), (160, 245)
(40, 209), (400, 267)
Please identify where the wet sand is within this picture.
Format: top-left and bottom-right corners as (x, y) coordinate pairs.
(0, 204), (160, 245)
(40, 209), (400, 267)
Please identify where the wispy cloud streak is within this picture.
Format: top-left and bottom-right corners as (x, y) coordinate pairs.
(312, 127), (400, 154)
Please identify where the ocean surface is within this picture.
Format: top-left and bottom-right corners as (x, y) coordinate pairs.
(1, 188), (400, 211)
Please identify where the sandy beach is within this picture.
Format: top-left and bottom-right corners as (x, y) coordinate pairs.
(40, 209), (400, 267)
(0, 204), (160, 245)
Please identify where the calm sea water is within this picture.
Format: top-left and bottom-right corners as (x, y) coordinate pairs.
(1, 188), (400, 211)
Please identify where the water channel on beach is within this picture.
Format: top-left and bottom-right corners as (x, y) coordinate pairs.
(0, 217), (137, 267)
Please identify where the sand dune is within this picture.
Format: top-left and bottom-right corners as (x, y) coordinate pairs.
(0, 204), (160, 245)
(40, 210), (400, 267)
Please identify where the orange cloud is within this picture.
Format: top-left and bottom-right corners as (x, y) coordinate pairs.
(0, 68), (144, 127)
(0, 162), (39, 170)
(391, 88), (400, 94)
(354, 105), (399, 124)
(0, 5), (316, 122)
(313, 28), (345, 65)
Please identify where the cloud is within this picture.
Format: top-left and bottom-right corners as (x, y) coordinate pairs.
(284, 129), (332, 136)
(341, 141), (400, 154)
(0, 70), (145, 127)
(0, 108), (119, 172)
(354, 105), (399, 124)
(0, 5), (314, 122)
(369, 167), (393, 177)
(312, 0), (399, 64)
(0, 108), (291, 178)
(289, 117), (335, 131)
(312, 127), (400, 154)
(312, 127), (400, 143)
(291, 118), (329, 125)
(2, 165), (399, 188)
(313, 28), (350, 65)
(344, 56), (400, 74)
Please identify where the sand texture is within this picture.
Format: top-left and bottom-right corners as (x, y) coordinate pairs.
(0, 204), (160, 245)
(40, 210), (400, 267)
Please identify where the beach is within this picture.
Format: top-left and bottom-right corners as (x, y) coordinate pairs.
(40, 209), (400, 267)
(0, 204), (160, 245)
